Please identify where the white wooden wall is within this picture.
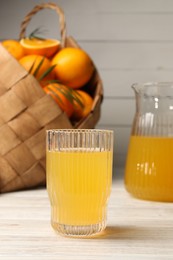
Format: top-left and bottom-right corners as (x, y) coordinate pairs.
(1, 0), (173, 172)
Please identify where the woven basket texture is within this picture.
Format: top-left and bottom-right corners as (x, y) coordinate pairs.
(0, 3), (103, 193)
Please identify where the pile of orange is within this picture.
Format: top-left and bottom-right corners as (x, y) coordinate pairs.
(1, 37), (95, 121)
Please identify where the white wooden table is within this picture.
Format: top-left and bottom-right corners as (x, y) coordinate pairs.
(1, 175), (173, 260)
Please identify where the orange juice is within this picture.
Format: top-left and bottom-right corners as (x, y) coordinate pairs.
(47, 149), (113, 226)
(125, 136), (173, 201)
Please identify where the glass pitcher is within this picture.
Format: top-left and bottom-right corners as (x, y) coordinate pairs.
(124, 82), (173, 202)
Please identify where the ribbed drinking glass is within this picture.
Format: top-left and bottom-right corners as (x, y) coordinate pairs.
(46, 129), (113, 237)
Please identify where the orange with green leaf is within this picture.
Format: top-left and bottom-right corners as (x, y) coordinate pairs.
(72, 90), (93, 120)
(43, 83), (75, 118)
(43, 83), (92, 120)
(20, 28), (60, 58)
(19, 54), (56, 86)
(2, 27), (95, 122)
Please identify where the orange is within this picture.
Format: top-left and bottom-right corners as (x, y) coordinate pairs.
(2, 39), (25, 60)
(72, 90), (93, 120)
(20, 38), (60, 58)
(51, 47), (94, 89)
(43, 83), (74, 118)
(19, 54), (55, 86)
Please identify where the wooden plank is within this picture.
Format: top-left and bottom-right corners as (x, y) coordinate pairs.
(57, 0), (173, 13)
(1, 181), (173, 259)
(99, 98), (135, 125)
(79, 42), (173, 70)
(8, 12), (173, 41)
(3, 1), (173, 40)
(100, 69), (173, 97)
(64, 14), (173, 41)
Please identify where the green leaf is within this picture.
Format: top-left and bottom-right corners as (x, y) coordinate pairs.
(72, 90), (84, 108)
(54, 84), (84, 108)
(33, 57), (45, 77)
(28, 60), (36, 74)
(44, 79), (62, 84)
(47, 85), (64, 105)
(55, 85), (74, 104)
(45, 83), (84, 109)
(28, 27), (46, 41)
(39, 64), (56, 81)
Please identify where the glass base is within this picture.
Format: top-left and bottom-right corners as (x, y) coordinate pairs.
(51, 220), (106, 237)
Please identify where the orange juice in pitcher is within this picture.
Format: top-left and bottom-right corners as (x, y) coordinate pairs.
(124, 82), (173, 201)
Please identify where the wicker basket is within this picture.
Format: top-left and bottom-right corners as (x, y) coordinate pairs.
(0, 3), (103, 193)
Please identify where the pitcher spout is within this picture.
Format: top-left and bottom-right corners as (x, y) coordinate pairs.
(132, 82), (173, 97)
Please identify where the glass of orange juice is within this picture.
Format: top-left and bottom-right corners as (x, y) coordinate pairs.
(46, 129), (114, 237)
